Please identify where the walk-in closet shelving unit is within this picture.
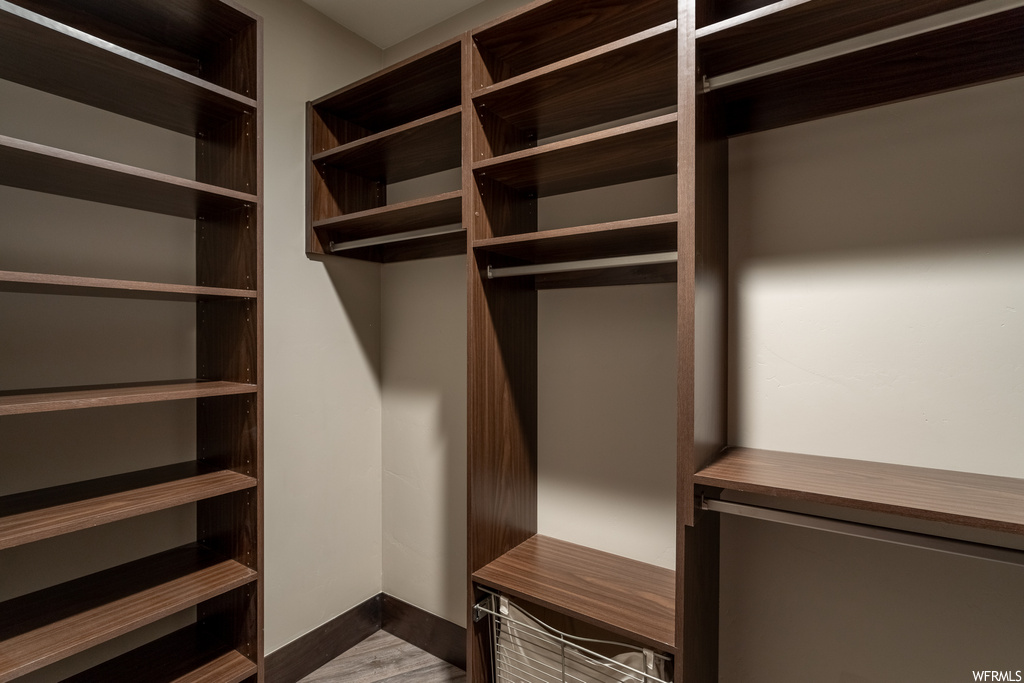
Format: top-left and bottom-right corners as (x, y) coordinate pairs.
(306, 37), (466, 263)
(464, 0), (690, 680)
(683, 0), (1024, 677)
(0, 0), (262, 681)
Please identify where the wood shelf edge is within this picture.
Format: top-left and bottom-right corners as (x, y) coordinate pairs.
(0, 466), (257, 550)
(0, 380), (258, 416)
(472, 535), (676, 651)
(695, 447), (1024, 535)
(0, 270), (256, 300)
(312, 106), (462, 164)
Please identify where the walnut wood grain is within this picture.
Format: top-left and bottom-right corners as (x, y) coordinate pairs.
(313, 191), (462, 244)
(472, 22), (677, 140)
(312, 38), (462, 133)
(474, 215), (678, 262)
(56, 623), (254, 683)
(0, 135), (257, 219)
(313, 107), (461, 184)
(0, 270), (255, 301)
(0, 1), (256, 136)
(696, 447), (1024, 535)
(715, 7), (1024, 136)
(0, 463), (256, 550)
(474, 113), (677, 196)
(331, 229), (468, 264)
(473, 535), (676, 651)
(9, 0), (259, 91)
(697, 0), (988, 76)
(0, 544), (256, 682)
(0, 380), (257, 416)
(472, 0), (676, 84)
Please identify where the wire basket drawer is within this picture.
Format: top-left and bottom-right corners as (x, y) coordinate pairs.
(473, 591), (672, 683)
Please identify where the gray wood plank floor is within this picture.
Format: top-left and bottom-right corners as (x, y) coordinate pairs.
(298, 630), (467, 683)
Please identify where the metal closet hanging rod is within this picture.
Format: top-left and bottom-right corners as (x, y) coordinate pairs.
(702, 0), (1024, 92)
(702, 498), (1024, 568)
(486, 251), (677, 279)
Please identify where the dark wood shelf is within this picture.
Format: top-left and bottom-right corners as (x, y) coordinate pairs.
(474, 215), (678, 289)
(712, 6), (1024, 136)
(0, 380), (258, 416)
(473, 113), (677, 196)
(62, 623), (256, 683)
(697, 0), (990, 76)
(695, 447), (1024, 536)
(472, 22), (676, 140)
(0, 135), (257, 219)
(473, 535), (675, 651)
(474, 214), (677, 262)
(0, 544), (256, 682)
(314, 191), (462, 243)
(330, 227), (467, 264)
(0, 0), (256, 136)
(312, 38), (461, 133)
(0, 270), (255, 301)
(472, 0), (675, 83)
(0, 462), (256, 550)
(313, 106), (461, 183)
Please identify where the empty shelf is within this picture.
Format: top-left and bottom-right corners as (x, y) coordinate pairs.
(0, 544), (256, 682)
(0, 380), (258, 416)
(0, 135), (257, 219)
(473, 22), (676, 139)
(314, 107), (461, 183)
(0, 0), (255, 136)
(0, 271), (255, 301)
(473, 535), (676, 650)
(474, 215), (677, 262)
(695, 447), (1024, 535)
(62, 624), (255, 683)
(312, 38), (461, 132)
(472, 0), (675, 81)
(711, 5), (1024, 135)
(697, 0), (991, 76)
(313, 191), (462, 242)
(0, 462), (257, 550)
(474, 113), (677, 196)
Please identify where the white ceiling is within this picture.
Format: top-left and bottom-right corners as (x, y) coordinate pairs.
(303, 0), (486, 48)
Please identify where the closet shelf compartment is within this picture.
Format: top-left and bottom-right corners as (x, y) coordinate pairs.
(473, 113), (677, 196)
(474, 215), (677, 262)
(472, 535), (676, 651)
(313, 191), (462, 240)
(313, 106), (462, 183)
(310, 38), (461, 134)
(710, 5), (1024, 136)
(0, 270), (256, 301)
(696, 0), (990, 76)
(0, 0), (256, 137)
(0, 462), (257, 550)
(471, 0), (675, 84)
(0, 544), (256, 683)
(0, 380), (258, 416)
(62, 624), (256, 683)
(472, 22), (676, 140)
(695, 447), (1024, 536)
(0, 135), (257, 219)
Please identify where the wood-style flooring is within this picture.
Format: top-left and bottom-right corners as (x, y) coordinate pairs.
(298, 630), (467, 683)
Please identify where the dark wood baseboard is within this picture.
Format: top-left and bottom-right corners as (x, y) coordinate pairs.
(382, 594), (467, 671)
(265, 593), (466, 682)
(265, 593), (381, 683)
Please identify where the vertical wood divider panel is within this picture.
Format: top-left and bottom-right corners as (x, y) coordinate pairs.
(465, 27), (540, 682)
(194, 13), (264, 678)
(678, 0), (725, 680)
